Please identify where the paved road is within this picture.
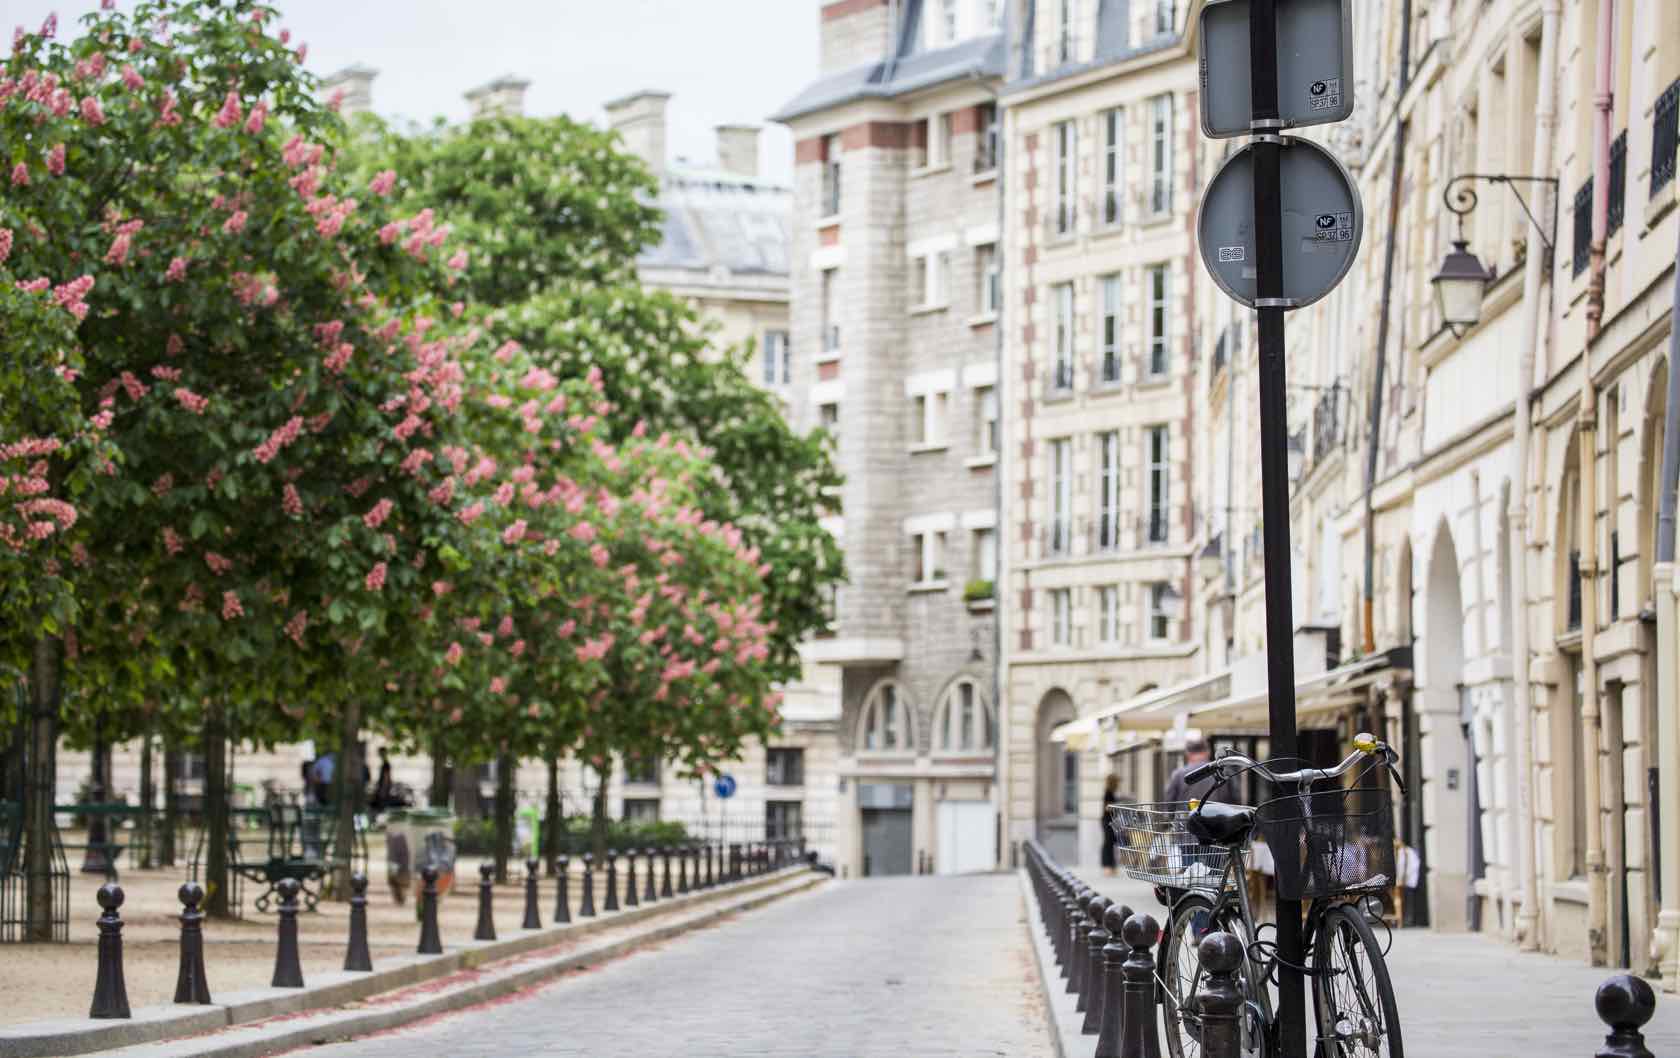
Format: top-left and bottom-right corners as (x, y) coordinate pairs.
(301, 874), (1054, 1058)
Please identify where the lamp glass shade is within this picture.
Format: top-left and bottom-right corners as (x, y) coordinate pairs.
(1431, 241), (1490, 330)
(1159, 585), (1185, 622)
(1286, 441), (1305, 481)
(1199, 546), (1224, 583)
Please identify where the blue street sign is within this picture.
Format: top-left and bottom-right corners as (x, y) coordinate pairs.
(713, 774), (737, 800)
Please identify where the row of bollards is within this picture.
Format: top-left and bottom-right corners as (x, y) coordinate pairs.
(86, 840), (800, 1020)
(1022, 839), (1662, 1058)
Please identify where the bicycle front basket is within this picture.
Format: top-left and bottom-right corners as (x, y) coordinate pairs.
(1108, 802), (1229, 893)
(1254, 787), (1395, 901)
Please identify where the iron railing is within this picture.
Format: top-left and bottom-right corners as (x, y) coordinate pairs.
(1572, 178), (1593, 278)
(1311, 385), (1344, 465)
(1045, 360), (1075, 397)
(1608, 129), (1628, 237)
(1043, 520), (1074, 559)
(1092, 513), (1122, 553)
(1096, 349), (1123, 386)
(1568, 549), (1583, 631)
(1654, 78), (1679, 197)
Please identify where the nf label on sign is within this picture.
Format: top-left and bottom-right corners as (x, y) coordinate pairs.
(1199, 0), (1354, 138)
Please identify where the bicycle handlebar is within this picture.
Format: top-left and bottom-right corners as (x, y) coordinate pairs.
(1199, 731), (1399, 790)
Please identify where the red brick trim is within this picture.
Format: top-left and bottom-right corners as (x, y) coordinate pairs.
(951, 106), (983, 136)
(821, 0), (889, 20)
(795, 137), (826, 164)
(842, 121), (911, 150)
(819, 224), (841, 247)
(818, 360), (841, 382)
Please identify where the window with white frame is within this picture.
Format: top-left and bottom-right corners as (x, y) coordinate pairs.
(766, 747), (804, 786)
(761, 330), (790, 386)
(915, 113), (953, 169)
(821, 133), (842, 217)
(818, 401), (839, 444)
(940, 0), (960, 42)
(1102, 107), (1123, 225)
(623, 753), (660, 785)
(1097, 585), (1121, 643)
(976, 385), (999, 455)
(1149, 94), (1173, 214)
(1057, 0), (1075, 63)
(1050, 437), (1072, 555)
(1147, 264), (1169, 376)
(935, 678), (993, 753)
(911, 391), (948, 447)
(1052, 282), (1075, 390)
(766, 800), (803, 841)
(1051, 587), (1073, 645)
(623, 798), (660, 823)
(1054, 120), (1077, 234)
(976, 102), (1000, 172)
(1154, 0), (1175, 34)
(859, 681), (911, 752)
(1097, 430), (1120, 550)
(911, 250), (950, 309)
(910, 529), (948, 584)
(983, 0), (1003, 30)
(977, 243), (1000, 316)
(1146, 425), (1169, 544)
(821, 269), (839, 351)
(971, 527), (997, 581)
(1148, 582), (1172, 640)
(1099, 274), (1121, 384)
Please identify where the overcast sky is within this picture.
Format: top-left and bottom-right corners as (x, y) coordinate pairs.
(8, 0), (819, 183)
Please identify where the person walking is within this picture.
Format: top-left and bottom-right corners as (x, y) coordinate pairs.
(373, 748), (394, 812)
(1100, 774), (1124, 876)
(1163, 736), (1222, 805)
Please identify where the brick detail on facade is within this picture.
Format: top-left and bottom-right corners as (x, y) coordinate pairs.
(819, 224), (841, 247)
(795, 137), (826, 164)
(951, 105), (983, 136)
(841, 121), (912, 151)
(821, 0), (889, 20)
(818, 360), (841, 382)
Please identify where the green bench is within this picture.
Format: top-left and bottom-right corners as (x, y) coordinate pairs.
(197, 803), (366, 913)
(55, 803), (143, 880)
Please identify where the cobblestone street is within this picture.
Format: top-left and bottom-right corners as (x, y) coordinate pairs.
(296, 874), (1053, 1058)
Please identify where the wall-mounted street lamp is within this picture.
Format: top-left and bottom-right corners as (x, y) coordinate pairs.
(1159, 584), (1186, 623)
(1286, 431), (1306, 482)
(1432, 173), (1559, 337)
(1198, 536), (1224, 583)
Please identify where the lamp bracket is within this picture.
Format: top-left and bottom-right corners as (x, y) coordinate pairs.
(1441, 173), (1561, 253)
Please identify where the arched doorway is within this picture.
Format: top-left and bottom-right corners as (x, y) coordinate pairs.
(1036, 689), (1079, 864)
(1425, 522), (1472, 931)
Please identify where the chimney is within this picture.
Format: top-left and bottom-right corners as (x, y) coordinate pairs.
(464, 75), (531, 119)
(716, 124), (761, 179)
(321, 65), (377, 118)
(604, 90), (671, 176)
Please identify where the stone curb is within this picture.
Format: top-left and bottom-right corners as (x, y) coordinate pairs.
(1019, 868), (1077, 1058)
(0, 866), (816, 1058)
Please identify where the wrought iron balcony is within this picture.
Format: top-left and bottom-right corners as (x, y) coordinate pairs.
(1042, 520), (1075, 560)
(1310, 385), (1344, 466)
(1572, 178), (1592, 278)
(1608, 129), (1628, 238)
(1044, 359), (1075, 398)
(1654, 78), (1678, 197)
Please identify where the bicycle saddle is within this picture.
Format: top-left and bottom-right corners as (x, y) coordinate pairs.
(1186, 802), (1256, 846)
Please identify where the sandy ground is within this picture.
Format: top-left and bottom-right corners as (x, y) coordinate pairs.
(0, 831), (679, 1024)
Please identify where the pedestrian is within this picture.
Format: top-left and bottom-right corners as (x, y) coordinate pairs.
(1163, 736), (1222, 805)
(373, 748), (393, 812)
(1100, 773), (1123, 876)
(312, 751), (336, 806)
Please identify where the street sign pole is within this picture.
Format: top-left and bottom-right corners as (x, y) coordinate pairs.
(1246, 1), (1305, 1055)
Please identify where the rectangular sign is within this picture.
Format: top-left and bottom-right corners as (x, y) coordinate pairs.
(1199, 0), (1355, 138)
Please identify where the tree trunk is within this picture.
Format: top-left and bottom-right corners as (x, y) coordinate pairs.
(494, 751), (514, 884)
(138, 733), (155, 869)
(329, 701), (362, 900)
(24, 636), (62, 942)
(544, 755), (561, 876)
(203, 704), (231, 918)
(429, 734), (449, 808)
(450, 759), (482, 820)
(590, 761), (611, 860)
(161, 737), (180, 867)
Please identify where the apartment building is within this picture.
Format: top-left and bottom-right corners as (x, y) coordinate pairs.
(773, 0), (1007, 878)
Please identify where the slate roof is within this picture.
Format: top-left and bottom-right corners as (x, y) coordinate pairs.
(637, 162), (791, 279)
(770, 30), (1006, 123)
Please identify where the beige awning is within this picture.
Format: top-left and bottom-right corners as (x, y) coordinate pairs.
(1050, 669), (1233, 748)
(1187, 648), (1410, 731)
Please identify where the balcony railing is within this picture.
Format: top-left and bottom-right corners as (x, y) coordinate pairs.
(1100, 187), (1122, 227)
(1142, 510), (1169, 546)
(1311, 385), (1344, 465)
(1046, 201), (1077, 241)
(1609, 129), (1628, 238)
(1043, 520), (1074, 559)
(1571, 178), (1592, 278)
(1654, 78), (1678, 197)
(1096, 349), (1123, 387)
(1092, 513), (1121, 553)
(974, 134), (999, 175)
(1045, 360), (1075, 397)
(1568, 549), (1583, 632)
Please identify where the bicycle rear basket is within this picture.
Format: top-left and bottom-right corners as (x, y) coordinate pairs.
(1108, 802), (1230, 893)
(1255, 787), (1395, 901)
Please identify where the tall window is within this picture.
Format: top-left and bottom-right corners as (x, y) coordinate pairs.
(1102, 108), (1123, 225)
(912, 251), (950, 308)
(818, 401), (840, 444)
(1058, 0), (1075, 63)
(623, 753), (660, 785)
(984, 0), (1003, 30)
(977, 243), (1000, 315)
(976, 385), (999, 455)
(766, 800), (803, 841)
(1098, 585), (1120, 642)
(940, 0), (960, 42)
(1099, 274), (1121, 384)
(910, 529), (948, 584)
(1149, 95), (1173, 214)
(1154, 0), (1175, 34)
(766, 747), (804, 786)
(1097, 430), (1120, 550)
(761, 330), (790, 386)
(972, 526), (997, 581)
(1050, 438), (1072, 555)
(1054, 120), (1077, 235)
(1147, 264), (1169, 376)
(623, 798), (660, 823)
(860, 682), (911, 752)
(821, 269), (839, 352)
(1051, 587), (1073, 645)
(912, 392), (948, 446)
(1148, 583), (1172, 640)
(936, 679), (993, 753)
(1146, 425), (1169, 544)
(976, 102), (1000, 172)
(821, 133), (842, 217)
(916, 113), (952, 169)
(1052, 282), (1075, 391)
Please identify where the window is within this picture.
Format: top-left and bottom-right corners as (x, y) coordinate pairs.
(935, 679), (993, 753)
(971, 527), (997, 581)
(911, 391), (948, 446)
(1057, 0), (1075, 63)
(976, 102), (1000, 173)
(1101, 108), (1123, 225)
(1146, 425), (1169, 544)
(940, 0), (960, 42)
(821, 269), (839, 352)
(1061, 745), (1079, 814)
(910, 530), (948, 584)
(766, 800), (803, 841)
(1098, 585), (1120, 642)
(1099, 274), (1121, 384)
(818, 401), (839, 442)
(1149, 94), (1173, 215)
(1052, 282), (1075, 391)
(1147, 264), (1169, 376)
(1053, 120), (1077, 234)
(1050, 437), (1072, 555)
(1097, 430), (1120, 550)
(766, 748), (805, 787)
(623, 798), (660, 823)
(976, 385), (999, 455)
(1148, 583), (1172, 640)
(977, 243), (1000, 316)
(984, 0), (1003, 30)
(860, 682), (911, 752)
(1154, 0), (1174, 34)
(914, 113), (953, 169)
(1051, 587), (1073, 645)
(820, 133), (842, 217)
(912, 250), (949, 309)
(623, 753), (659, 785)
(761, 330), (790, 386)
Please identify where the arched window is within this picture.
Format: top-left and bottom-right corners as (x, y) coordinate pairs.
(859, 681), (912, 753)
(934, 678), (993, 753)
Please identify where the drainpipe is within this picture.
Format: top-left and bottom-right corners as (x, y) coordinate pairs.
(1650, 194), (1680, 991)
(1578, 0), (1615, 968)
(1511, 0), (1561, 953)
(1361, 0), (1413, 657)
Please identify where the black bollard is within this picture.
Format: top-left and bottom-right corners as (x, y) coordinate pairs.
(1094, 904), (1130, 1058)
(473, 861), (497, 941)
(1593, 973), (1657, 1058)
(272, 877), (305, 988)
(174, 881), (212, 1004)
(1119, 913), (1162, 1058)
(522, 858), (542, 930)
(554, 854), (572, 924)
(678, 844), (690, 893)
(89, 883), (131, 1019)
(579, 853), (597, 918)
(344, 872), (373, 972)
(1196, 932), (1245, 1058)
(661, 846), (674, 898)
(1066, 887), (1089, 996)
(703, 844), (714, 888)
(417, 863), (444, 954)
(604, 852), (620, 912)
(730, 843), (741, 882)
(624, 849), (640, 908)
(644, 848), (659, 903)
(1081, 894), (1112, 1032)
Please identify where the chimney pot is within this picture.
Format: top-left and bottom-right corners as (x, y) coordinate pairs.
(604, 90), (672, 177)
(465, 75), (531, 119)
(716, 124), (761, 179)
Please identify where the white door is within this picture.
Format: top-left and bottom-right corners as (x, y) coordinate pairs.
(937, 800), (995, 874)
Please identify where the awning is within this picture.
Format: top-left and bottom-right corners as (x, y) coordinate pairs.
(1051, 669), (1232, 748)
(1187, 646), (1413, 730)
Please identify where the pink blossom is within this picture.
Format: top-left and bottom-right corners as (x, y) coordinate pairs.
(79, 95), (104, 125)
(173, 388), (209, 414)
(252, 416), (303, 463)
(223, 211), (248, 235)
(46, 144), (64, 176)
(10, 163), (27, 187)
(432, 580), (452, 597)
(511, 639), (527, 657)
(489, 677), (507, 695)
(456, 501), (485, 525)
(362, 498), (393, 529)
(501, 520), (527, 545)
(156, 89), (180, 126)
(163, 256), (188, 282)
(162, 528), (184, 555)
(213, 90), (242, 129)
(445, 641), (464, 666)
(285, 610), (308, 646)
(369, 170), (396, 196)
(557, 619), (577, 638)
(446, 250), (468, 271)
(221, 591), (245, 621)
(282, 483), (303, 515)
(245, 102), (268, 135)
(590, 543), (610, 568)
(104, 232), (132, 266)
(120, 64), (143, 91)
(0, 229), (11, 265)
(40, 13), (57, 38)
(204, 552), (233, 576)
(365, 562), (387, 592)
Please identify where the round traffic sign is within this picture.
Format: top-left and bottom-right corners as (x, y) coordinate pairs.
(713, 774), (737, 800)
(1197, 135), (1363, 310)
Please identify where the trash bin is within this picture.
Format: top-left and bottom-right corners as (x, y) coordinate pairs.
(386, 808), (457, 907)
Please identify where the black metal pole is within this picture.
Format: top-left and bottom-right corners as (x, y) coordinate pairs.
(1247, 2), (1304, 1055)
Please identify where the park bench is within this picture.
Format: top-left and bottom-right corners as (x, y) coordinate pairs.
(194, 802), (367, 913)
(55, 803), (143, 881)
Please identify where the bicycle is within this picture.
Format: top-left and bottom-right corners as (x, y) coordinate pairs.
(1108, 733), (1405, 1058)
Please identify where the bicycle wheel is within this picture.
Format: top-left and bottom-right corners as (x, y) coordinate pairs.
(1159, 894), (1270, 1058)
(1312, 903), (1403, 1058)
